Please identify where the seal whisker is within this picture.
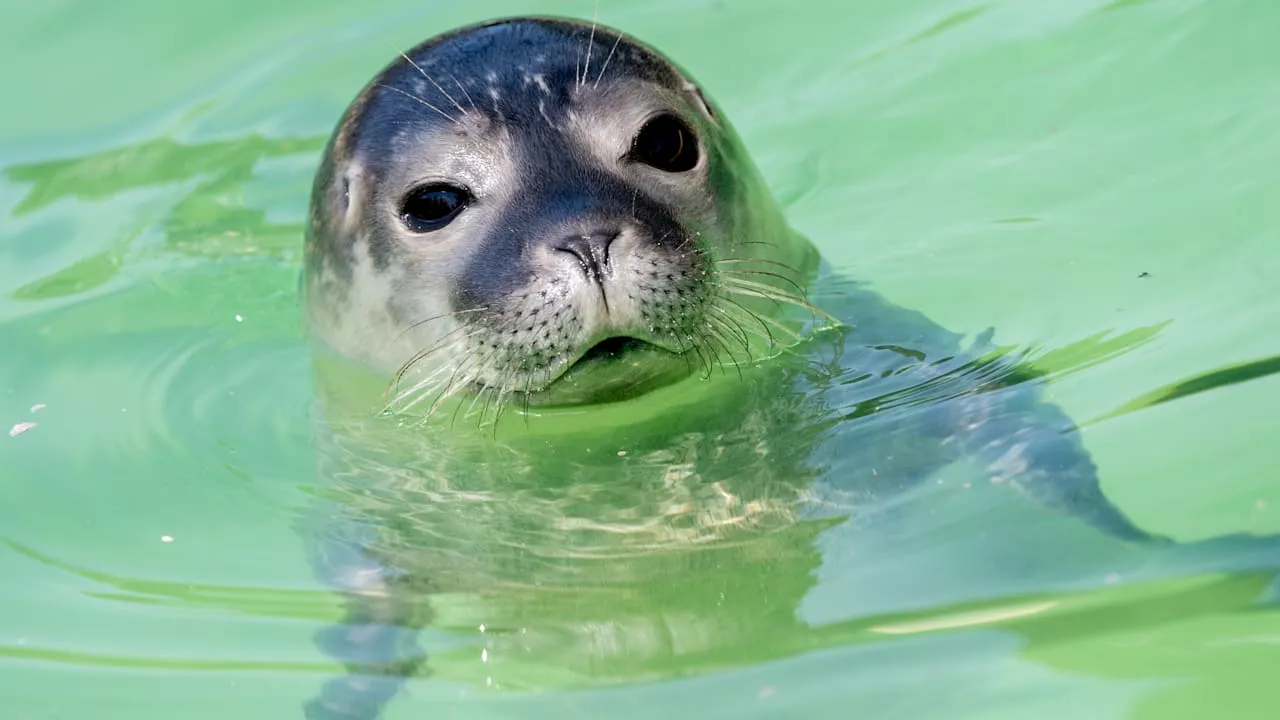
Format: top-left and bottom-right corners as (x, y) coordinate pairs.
(726, 304), (802, 346)
(708, 319), (750, 370)
(489, 360), (530, 433)
(689, 326), (726, 379)
(713, 256), (803, 276)
(393, 306), (489, 344)
(717, 267), (808, 297)
(397, 49), (469, 116)
(707, 305), (753, 354)
(448, 380), (483, 428)
(678, 329), (714, 379)
(704, 316), (751, 378)
(425, 358), (484, 419)
(703, 327), (738, 378)
(392, 323), (485, 393)
(675, 333), (706, 371)
(719, 291), (827, 340)
(711, 294), (788, 347)
(594, 29), (625, 89)
(467, 350), (515, 425)
(376, 83), (460, 126)
(390, 357), (461, 408)
(720, 277), (841, 325)
(672, 231), (702, 253)
(393, 370), (456, 415)
(386, 330), (486, 404)
(735, 240), (782, 250)
(447, 71), (479, 113)
(415, 328), (512, 418)
(579, 2), (599, 89)
(518, 365), (540, 423)
(392, 344), (482, 415)
(488, 373), (517, 429)
(432, 312), (523, 420)
(475, 364), (512, 429)
(721, 284), (814, 323)
(391, 337), (472, 403)
(495, 347), (545, 430)
(455, 376), (493, 429)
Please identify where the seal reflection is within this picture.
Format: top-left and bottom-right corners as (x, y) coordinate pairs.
(295, 16), (1280, 720)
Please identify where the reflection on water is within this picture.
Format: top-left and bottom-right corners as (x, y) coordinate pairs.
(6, 133), (323, 301)
(5, 129), (1278, 719)
(3, 1), (1280, 713)
(298, 272), (1280, 717)
(1090, 352), (1280, 425)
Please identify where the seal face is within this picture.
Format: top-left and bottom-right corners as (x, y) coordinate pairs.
(304, 17), (816, 412)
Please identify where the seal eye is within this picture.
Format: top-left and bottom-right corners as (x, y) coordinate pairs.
(629, 114), (699, 173)
(401, 184), (470, 232)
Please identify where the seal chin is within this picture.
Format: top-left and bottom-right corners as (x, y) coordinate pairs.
(513, 336), (693, 407)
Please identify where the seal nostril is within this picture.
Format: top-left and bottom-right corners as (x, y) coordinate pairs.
(553, 230), (619, 281)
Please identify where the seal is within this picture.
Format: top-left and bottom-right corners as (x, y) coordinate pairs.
(303, 16), (817, 414)
(298, 16), (1186, 720)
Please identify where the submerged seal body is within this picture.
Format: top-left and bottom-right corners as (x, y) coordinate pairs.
(303, 16), (813, 411)
(298, 16), (1177, 720)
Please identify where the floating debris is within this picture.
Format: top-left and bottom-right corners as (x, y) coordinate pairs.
(9, 422), (36, 438)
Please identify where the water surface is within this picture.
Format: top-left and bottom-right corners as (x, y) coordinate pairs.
(3, 1), (1279, 718)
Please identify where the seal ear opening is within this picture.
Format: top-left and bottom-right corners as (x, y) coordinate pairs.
(332, 165), (366, 233)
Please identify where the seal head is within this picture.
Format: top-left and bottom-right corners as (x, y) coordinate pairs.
(304, 17), (816, 411)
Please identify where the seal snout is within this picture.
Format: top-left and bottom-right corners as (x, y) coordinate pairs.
(553, 230), (617, 285)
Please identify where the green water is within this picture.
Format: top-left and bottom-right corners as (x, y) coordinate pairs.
(4, 0), (1280, 718)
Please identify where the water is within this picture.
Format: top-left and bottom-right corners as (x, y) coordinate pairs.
(3, 0), (1279, 718)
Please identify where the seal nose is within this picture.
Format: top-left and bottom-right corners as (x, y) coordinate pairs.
(554, 231), (618, 283)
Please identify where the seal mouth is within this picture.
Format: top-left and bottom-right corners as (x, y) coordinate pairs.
(526, 335), (691, 406)
(574, 336), (652, 366)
